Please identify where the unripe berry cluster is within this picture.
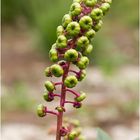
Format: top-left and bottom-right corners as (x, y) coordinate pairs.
(63, 119), (85, 140)
(37, 0), (111, 139)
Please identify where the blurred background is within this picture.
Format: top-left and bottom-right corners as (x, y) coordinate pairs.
(1, 0), (139, 140)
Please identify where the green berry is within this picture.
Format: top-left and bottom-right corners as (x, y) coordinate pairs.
(85, 29), (96, 39)
(90, 8), (103, 20)
(44, 81), (55, 92)
(64, 75), (78, 88)
(100, 3), (110, 15)
(75, 91), (86, 102)
(56, 35), (67, 48)
(37, 104), (46, 117)
(55, 106), (65, 112)
(49, 48), (58, 62)
(64, 49), (78, 62)
(83, 44), (93, 55)
(51, 64), (64, 77)
(76, 36), (89, 51)
(62, 14), (72, 28)
(66, 21), (80, 36)
(68, 131), (78, 140)
(84, 0), (97, 7)
(78, 70), (86, 81)
(43, 92), (54, 102)
(70, 2), (82, 16)
(76, 56), (89, 69)
(79, 16), (93, 30)
(93, 20), (103, 32)
(104, 0), (112, 4)
(57, 25), (64, 36)
(51, 43), (57, 49)
(44, 67), (51, 77)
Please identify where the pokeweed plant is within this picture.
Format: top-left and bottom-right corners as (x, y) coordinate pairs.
(37, 0), (112, 140)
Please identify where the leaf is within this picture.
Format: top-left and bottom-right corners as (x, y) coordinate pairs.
(96, 128), (112, 140)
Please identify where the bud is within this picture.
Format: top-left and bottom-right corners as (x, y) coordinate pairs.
(84, 0), (97, 7)
(57, 25), (64, 36)
(83, 44), (93, 55)
(49, 48), (58, 62)
(70, 2), (82, 16)
(68, 131), (78, 140)
(76, 56), (89, 69)
(77, 70), (86, 81)
(43, 92), (54, 102)
(100, 3), (110, 15)
(64, 49), (78, 62)
(75, 91), (86, 102)
(64, 75), (78, 88)
(66, 21), (80, 36)
(51, 64), (64, 77)
(90, 8), (103, 21)
(44, 81), (55, 92)
(79, 16), (93, 30)
(76, 36), (89, 51)
(93, 20), (103, 32)
(44, 67), (51, 77)
(85, 29), (96, 40)
(37, 104), (46, 117)
(62, 14), (72, 28)
(56, 35), (67, 48)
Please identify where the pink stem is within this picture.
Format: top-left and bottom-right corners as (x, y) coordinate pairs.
(69, 69), (79, 75)
(53, 94), (61, 98)
(57, 48), (68, 51)
(64, 101), (75, 104)
(62, 64), (69, 69)
(55, 82), (63, 86)
(47, 110), (58, 116)
(58, 54), (64, 58)
(56, 62), (70, 140)
(65, 89), (80, 97)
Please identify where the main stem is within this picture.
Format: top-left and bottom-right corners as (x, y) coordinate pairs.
(56, 62), (70, 140)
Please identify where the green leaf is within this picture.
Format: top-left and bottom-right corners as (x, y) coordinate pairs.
(97, 128), (112, 140)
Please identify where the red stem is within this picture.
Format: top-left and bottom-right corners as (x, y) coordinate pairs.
(56, 62), (70, 140)
(64, 101), (75, 104)
(55, 82), (63, 86)
(69, 69), (79, 75)
(65, 89), (80, 97)
(53, 94), (61, 98)
(47, 111), (58, 116)
(58, 54), (64, 58)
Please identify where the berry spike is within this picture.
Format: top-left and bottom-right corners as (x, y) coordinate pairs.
(37, 0), (112, 139)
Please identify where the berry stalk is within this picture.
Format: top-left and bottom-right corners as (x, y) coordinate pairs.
(37, 0), (112, 140)
(56, 62), (70, 140)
